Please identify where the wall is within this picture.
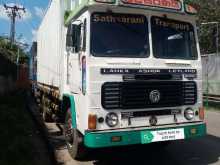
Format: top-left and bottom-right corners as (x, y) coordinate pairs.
(0, 54), (17, 95)
(0, 53), (29, 95)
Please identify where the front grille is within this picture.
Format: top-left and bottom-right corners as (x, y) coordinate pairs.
(101, 81), (197, 110)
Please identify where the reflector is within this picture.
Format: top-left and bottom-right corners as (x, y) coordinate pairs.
(199, 107), (205, 120)
(185, 4), (198, 14)
(111, 136), (122, 142)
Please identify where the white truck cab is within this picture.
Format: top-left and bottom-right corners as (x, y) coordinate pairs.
(36, 0), (206, 159)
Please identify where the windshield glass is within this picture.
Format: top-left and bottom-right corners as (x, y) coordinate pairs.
(91, 13), (149, 57)
(151, 17), (198, 60)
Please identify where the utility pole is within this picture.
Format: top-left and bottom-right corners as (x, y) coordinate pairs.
(3, 4), (25, 44)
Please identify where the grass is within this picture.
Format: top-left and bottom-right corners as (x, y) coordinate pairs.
(0, 90), (36, 165)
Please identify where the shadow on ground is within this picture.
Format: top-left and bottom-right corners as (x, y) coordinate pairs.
(91, 135), (220, 165)
(50, 131), (220, 165)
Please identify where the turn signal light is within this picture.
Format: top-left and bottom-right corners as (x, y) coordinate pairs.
(88, 114), (97, 130)
(199, 107), (205, 120)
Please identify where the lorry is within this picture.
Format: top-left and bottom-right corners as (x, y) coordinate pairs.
(35, 0), (206, 159)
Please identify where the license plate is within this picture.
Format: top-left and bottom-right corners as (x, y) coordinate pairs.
(141, 128), (185, 144)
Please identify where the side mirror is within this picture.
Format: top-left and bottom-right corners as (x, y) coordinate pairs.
(66, 24), (74, 48)
(66, 24), (81, 52)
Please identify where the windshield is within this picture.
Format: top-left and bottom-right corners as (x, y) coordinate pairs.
(151, 17), (198, 60)
(91, 13), (149, 57)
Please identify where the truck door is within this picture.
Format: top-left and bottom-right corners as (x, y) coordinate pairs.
(66, 19), (87, 94)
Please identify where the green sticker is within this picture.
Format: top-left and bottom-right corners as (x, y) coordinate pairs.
(141, 131), (154, 144)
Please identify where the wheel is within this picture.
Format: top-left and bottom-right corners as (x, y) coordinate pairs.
(64, 108), (88, 160)
(41, 95), (52, 122)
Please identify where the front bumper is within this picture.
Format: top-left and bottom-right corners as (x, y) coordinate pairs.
(84, 122), (206, 148)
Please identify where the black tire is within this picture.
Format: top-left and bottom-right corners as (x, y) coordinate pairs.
(64, 108), (88, 160)
(42, 95), (52, 122)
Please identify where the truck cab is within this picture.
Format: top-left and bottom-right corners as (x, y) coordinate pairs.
(61, 0), (206, 159)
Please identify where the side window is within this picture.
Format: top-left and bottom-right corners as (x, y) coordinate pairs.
(82, 19), (87, 51)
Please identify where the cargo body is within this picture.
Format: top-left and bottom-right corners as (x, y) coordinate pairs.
(37, 0), (64, 89)
(34, 0), (206, 160)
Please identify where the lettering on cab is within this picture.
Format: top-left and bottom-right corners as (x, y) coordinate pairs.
(121, 0), (182, 10)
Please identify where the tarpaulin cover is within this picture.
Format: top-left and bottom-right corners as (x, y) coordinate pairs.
(202, 54), (220, 96)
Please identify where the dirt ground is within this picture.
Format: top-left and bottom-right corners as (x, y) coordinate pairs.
(0, 91), (52, 165)
(26, 122), (52, 165)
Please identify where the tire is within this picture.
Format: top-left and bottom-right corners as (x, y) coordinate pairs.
(64, 108), (88, 160)
(41, 95), (52, 122)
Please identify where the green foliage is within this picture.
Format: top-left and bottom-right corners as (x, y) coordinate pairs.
(181, 0), (220, 54)
(0, 37), (28, 64)
(64, 10), (71, 21)
(195, 0), (220, 54)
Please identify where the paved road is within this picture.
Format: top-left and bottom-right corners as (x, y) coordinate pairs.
(47, 110), (220, 165)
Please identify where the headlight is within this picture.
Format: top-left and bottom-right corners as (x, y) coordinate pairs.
(184, 108), (194, 120)
(106, 112), (118, 127)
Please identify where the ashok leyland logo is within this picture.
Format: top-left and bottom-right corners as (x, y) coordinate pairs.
(149, 90), (160, 103)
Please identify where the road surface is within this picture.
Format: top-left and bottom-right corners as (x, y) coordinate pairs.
(46, 110), (220, 165)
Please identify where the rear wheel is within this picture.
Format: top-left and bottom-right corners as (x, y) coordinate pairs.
(41, 95), (52, 122)
(64, 108), (88, 160)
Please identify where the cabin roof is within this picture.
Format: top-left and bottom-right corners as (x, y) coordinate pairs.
(64, 0), (197, 25)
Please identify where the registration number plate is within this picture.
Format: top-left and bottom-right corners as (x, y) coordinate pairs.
(141, 128), (185, 144)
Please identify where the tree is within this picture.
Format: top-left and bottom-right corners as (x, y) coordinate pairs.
(0, 36), (28, 64)
(186, 0), (220, 54)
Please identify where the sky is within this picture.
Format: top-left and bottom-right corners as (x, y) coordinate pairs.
(0, 0), (50, 49)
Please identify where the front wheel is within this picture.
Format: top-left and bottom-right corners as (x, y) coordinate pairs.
(64, 108), (88, 160)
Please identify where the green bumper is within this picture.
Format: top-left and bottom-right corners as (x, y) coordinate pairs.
(84, 123), (206, 148)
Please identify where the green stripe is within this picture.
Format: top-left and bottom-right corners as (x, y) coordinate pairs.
(64, 0), (89, 25)
(84, 123), (206, 148)
(63, 0), (185, 26)
(63, 94), (77, 128)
